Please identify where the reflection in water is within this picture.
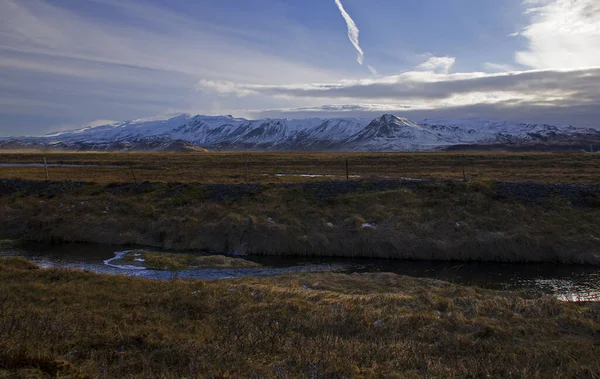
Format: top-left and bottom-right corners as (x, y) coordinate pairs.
(2, 242), (600, 302)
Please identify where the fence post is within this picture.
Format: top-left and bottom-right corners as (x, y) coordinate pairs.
(129, 160), (137, 183)
(346, 158), (349, 181)
(245, 158), (249, 185)
(43, 157), (50, 181)
(463, 166), (467, 182)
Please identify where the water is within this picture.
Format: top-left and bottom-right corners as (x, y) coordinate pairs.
(2, 242), (599, 302)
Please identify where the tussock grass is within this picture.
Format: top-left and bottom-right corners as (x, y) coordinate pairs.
(0, 259), (599, 378)
(2, 179), (600, 264)
(113, 250), (260, 270)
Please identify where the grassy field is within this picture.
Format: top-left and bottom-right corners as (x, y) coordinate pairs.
(1, 151), (599, 263)
(1, 178), (599, 264)
(110, 250), (261, 270)
(1, 257), (599, 378)
(2, 153), (599, 377)
(0, 151), (599, 184)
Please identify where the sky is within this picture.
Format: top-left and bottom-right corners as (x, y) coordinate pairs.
(1, 0), (600, 136)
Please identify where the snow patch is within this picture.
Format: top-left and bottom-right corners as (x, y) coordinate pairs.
(361, 223), (376, 229)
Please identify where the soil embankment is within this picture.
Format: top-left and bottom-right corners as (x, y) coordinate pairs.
(1, 178), (599, 264)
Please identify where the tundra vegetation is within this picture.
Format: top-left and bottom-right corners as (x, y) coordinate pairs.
(1, 176), (599, 264)
(0, 152), (599, 184)
(2, 152), (600, 377)
(1, 257), (599, 378)
(110, 250), (261, 270)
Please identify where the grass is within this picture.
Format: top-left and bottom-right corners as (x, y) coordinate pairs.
(1, 257), (599, 378)
(1, 178), (599, 264)
(1, 151), (600, 184)
(111, 250), (260, 270)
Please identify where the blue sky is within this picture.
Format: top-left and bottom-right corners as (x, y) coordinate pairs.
(1, 0), (600, 135)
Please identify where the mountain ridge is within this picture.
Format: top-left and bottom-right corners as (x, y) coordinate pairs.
(1, 113), (599, 152)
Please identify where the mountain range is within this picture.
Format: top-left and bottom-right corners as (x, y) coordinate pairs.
(1, 114), (599, 152)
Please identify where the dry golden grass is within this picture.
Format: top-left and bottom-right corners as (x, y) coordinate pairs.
(1, 151), (599, 184)
(1, 257), (599, 378)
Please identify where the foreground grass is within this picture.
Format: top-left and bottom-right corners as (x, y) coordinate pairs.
(111, 250), (260, 270)
(1, 257), (599, 378)
(1, 178), (600, 264)
(1, 151), (600, 184)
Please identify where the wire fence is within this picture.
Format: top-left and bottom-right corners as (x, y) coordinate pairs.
(0, 153), (599, 184)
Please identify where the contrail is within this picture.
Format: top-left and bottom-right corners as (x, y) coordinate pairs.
(334, 0), (364, 65)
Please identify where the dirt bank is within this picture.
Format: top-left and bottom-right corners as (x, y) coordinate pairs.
(1, 179), (599, 264)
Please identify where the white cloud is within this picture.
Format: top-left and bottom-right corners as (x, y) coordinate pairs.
(367, 65), (378, 76)
(196, 80), (257, 97)
(0, 0), (352, 134)
(0, 0), (339, 84)
(484, 62), (520, 73)
(416, 56), (456, 74)
(86, 119), (119, 127)
(2, 0), (600, 134)
(516, 0), (600, 69)
(197, 66), (600, 125)
(334, 0), (364, 65)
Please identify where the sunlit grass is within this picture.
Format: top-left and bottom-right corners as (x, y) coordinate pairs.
(0, 151), (599, 184)
(1, 257), (599, 377)
(111, 250), (260, 270)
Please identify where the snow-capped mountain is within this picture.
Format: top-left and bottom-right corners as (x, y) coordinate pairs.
(1, 114), (599, 152)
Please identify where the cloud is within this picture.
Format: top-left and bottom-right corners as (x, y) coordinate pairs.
(516, 0), (600, 69)
(199, 67), (600, 101)
(87, 119), (120, 127)
(198, 66), (600, 127)
(416, 56), (456, 74)
(484, 62), (520, 73)
(334, 0), (364, 65)
(256, 101), (600, 129)
(3, 0), (600, 134)
(0, 0), (349, 135)
(196, 80), (256, 97)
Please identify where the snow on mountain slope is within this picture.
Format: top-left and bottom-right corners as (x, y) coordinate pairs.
(51, 114), (196, 142)
(163, 116), (369, 150)
(416, 118), (586, 144)
(1, 114), (599, 152)
(346, 114), (451, 151)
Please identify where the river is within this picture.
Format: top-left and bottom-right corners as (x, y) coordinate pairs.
(2, 241), (599, 302)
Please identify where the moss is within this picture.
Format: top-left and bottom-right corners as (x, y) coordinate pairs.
(112, 250), (260, 270)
